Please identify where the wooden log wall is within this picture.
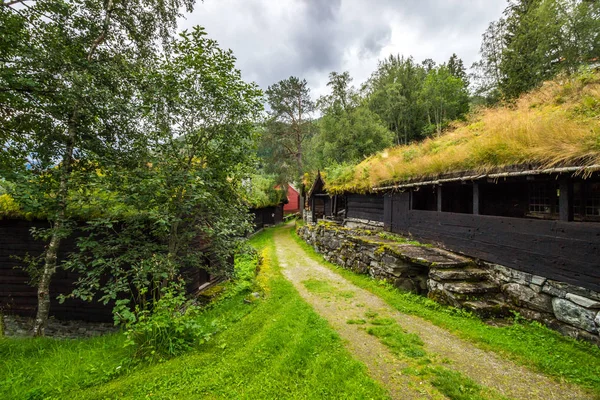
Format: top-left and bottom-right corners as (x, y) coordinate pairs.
(0, 219), (114, 321)
(346, 194), (385, 222)
(250, 204), (284, 231)
(386, 192), (600, 293)
(0, 219), (213, 322)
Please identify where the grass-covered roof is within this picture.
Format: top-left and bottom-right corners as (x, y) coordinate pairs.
(325, 70), (600, 194)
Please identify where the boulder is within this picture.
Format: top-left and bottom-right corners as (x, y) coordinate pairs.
(502, 283), (553, 313)
(552, 298), (598, 334)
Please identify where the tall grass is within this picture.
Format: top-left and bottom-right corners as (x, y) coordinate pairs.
(326, 71), (600, 193)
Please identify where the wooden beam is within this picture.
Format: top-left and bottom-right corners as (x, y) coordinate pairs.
(436, 186), (442, 212)
(559, 178), (573, 222)
(473, 182), (480, 215)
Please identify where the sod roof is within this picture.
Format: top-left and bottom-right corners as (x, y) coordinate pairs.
(325, 70), (600, 194)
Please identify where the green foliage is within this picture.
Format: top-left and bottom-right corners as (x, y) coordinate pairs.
(0, 193), (23, 219)
(245, 174), (285, 208)
(262, 77), (316, 183)
(426, 366), (504, 400)
(420, 64), (470, 135)
(474, 0), (600, 100)
(115, 282), (207, 361)
(366, 56), (427, 145)
(61, 27), (263, 319)
(302, 278), (335, 294)
(309, 71), (393, 168)
(367, 324), (427, 358)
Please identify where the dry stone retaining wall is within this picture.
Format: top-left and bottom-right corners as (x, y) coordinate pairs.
(297, 222), (429, 294)
(298, 221), (600, 345)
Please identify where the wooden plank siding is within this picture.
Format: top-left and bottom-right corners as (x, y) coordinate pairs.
(0, 219), (213, 321)
(250, 204), (284, 230)
(383, 192), (600, 293)
(0, 219), (114, 321)
(346, 194), (385, 222)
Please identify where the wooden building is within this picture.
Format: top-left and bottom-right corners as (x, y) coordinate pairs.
(283, 183), (301, 214)
(0, 219), (214, 322)
(250, 203), (284, 231)
(308, 166), (600, 293)
(307, 172), (332, 222)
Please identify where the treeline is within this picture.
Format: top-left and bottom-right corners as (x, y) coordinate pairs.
(259, 0), (599, 184)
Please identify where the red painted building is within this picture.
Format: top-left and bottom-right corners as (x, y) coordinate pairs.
(283, 184), (301, 214)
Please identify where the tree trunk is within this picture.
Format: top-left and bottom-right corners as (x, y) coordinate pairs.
(32, 118), (76, 336)
(32, 219), (62, 336)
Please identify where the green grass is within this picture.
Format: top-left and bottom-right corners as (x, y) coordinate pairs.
(302, 278), (335, 294)
(346, 319), (367, 325)
(291, 225), (600, 396)
(0, 333), (130, 399)
(369, 317), (395, 326)
(0, 228), (389, 399)
(366, 325), (426, 359)
(425, 366), (508, 400)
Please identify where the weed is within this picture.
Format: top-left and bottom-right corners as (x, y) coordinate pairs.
(336, 290), (355, 299)
(427, 366), (508, 400)
(367, 325), (426, 359)
(370, 317), (395, 326)
(346, 319), (367, 325)
(302, 279), (334, 294)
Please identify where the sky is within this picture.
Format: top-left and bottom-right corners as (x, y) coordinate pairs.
(179, 0), (507, 99)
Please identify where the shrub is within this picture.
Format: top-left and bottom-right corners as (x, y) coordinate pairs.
(115, 282), (208, 361)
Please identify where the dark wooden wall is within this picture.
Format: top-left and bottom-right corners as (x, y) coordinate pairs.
(385, 192), (600, 293)
(0, 219), (114, 321)
(0, 219), (213, 322)
(250, 204), (284, 231)
(346, 194), (384, 222)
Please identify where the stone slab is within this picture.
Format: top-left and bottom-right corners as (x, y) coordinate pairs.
(429, 268), (489, 281)
(552, 298), (598, 334)
(565, 293), (600, 309)
(444, 281), (499, 294)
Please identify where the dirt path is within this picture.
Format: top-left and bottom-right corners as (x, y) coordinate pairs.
(274, 224), (593, 400)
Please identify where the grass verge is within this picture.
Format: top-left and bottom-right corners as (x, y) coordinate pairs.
(1, 228), (389, 399)
(291, 225), (600, 396)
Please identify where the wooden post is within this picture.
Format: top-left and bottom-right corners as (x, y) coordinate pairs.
(559, 178), (573, 222)
(311, 195), (315, 223)
(473, 182), (480, 215)
(333, 195), (337, 216)
(437, 185), (442, 212)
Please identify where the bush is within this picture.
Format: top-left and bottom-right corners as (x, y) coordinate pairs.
(115, 282), (209, 361)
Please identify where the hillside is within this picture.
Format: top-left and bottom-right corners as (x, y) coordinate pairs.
(325, 70), (600, 194)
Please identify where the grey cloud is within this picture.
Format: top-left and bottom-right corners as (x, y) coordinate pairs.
(359, 26), (393, 58)
(182, 0), (506, 96)
(302, 0), (342, 22)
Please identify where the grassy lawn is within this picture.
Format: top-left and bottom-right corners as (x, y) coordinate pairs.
(0, 228), (388, 400)
(291, 224), (600, 396)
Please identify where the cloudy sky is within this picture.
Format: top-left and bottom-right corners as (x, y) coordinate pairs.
(180, 0), (507, 98)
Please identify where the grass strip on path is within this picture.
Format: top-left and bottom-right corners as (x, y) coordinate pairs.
(291, 224), (600, 397)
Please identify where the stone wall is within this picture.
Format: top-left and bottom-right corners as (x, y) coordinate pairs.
(298, 221), (600, 345)
(489, 263), (600, 344)
(298, 222), (429, 294)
